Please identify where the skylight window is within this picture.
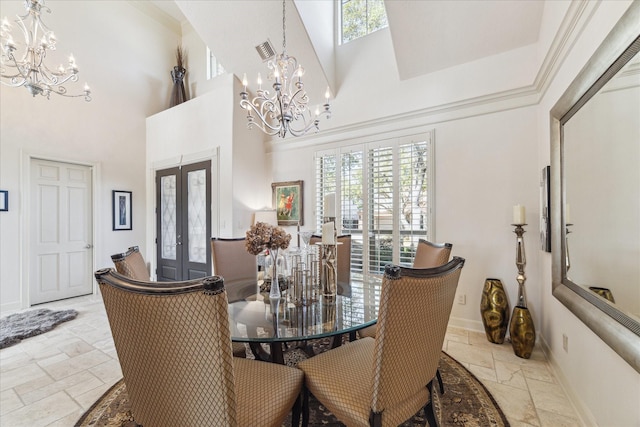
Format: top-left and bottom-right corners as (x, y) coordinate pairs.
(341, 0), (388, 44)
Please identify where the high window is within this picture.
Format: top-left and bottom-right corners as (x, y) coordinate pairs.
(206, 47), (225, 80)
(315, 132), (435, 277)
(341, 0), (388, 44)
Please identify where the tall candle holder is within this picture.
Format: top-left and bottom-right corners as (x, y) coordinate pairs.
(320, 243), (338, 300)
(513, 224), (528, 308)
(565, 223), (572, 273)
(509, 223), (536, 359)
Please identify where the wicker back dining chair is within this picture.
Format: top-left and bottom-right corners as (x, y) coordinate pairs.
(359, 239), (453, 340)
(95, 269), (303, 427)
(110, 246), (149, 281)
(413, 239), (453, 269)
(298, 257), (465, 427)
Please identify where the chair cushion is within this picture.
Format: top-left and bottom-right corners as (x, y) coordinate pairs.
(357, 324), (376, 339)
(297, 338), (428, 427)
(234, 357), (303, 427)
(298, 338), (373, 427)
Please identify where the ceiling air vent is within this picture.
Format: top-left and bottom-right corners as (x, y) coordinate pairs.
(255, 40), (276, 62)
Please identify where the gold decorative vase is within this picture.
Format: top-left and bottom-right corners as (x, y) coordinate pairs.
(588, 286), (615, 303)
(480, 278), (510, 344)
(510, 305), (535, 359)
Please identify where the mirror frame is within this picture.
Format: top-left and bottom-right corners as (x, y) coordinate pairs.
(550, 2), (640, 373)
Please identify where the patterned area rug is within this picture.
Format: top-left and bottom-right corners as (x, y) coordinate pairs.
(75, 350), (509, 427)
(0, 308), (78, 349)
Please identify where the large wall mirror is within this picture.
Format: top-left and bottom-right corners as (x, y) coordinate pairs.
(550, 3), (640, 373)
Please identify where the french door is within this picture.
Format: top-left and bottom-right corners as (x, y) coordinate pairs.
(156, 161), (211, 281)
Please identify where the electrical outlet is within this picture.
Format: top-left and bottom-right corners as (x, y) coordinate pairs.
(457, 294), (466, 305)
(562, 334), (569, 352)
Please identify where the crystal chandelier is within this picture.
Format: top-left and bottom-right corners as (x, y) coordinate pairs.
(1, 0), (91, 101)
(239, 0), (330, 138)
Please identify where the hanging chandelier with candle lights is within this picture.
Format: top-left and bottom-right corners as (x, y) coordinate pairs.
(1, 0), (91, 101)
(239, 0), (330, 138)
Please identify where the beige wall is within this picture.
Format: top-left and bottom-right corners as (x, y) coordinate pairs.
(536, 1), (639, 425)
(0, 0), (179, 310)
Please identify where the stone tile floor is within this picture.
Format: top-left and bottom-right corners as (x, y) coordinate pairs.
(0, 295), (583, 426)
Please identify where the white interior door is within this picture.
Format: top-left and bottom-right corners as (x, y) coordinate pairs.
(30, 159), (94, 305)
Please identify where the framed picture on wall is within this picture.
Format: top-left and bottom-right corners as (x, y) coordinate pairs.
(272, 180), (303, 226)
(540, 166), (551, 252)
(112, 190), (132, 231)
(0, 190), (7, 212)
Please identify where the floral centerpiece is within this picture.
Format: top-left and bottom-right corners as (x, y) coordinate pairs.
(246, 222), (291, 298)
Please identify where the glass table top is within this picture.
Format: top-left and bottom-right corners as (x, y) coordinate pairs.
(226, 276), (382, 343)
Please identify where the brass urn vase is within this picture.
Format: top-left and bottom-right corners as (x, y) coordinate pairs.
(480, 278), (510, 344)
(509, 224), (536, 359)
(588, 286), (616, 303)
(510, 302), (536, 359)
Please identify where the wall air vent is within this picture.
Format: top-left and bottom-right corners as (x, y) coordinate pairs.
(255, 40), (276, 62)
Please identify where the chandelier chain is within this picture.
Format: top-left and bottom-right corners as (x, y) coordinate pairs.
(282, 0), (286, 52)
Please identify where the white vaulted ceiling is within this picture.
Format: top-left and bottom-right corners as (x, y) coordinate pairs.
(145, 0), (544, 100)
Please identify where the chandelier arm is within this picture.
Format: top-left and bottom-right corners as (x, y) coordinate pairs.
(249, 121), (281, 136)
(253, 94), (281, 126)
(240, 104), (281, 136)
(15, 12), (31, 48)
(240, 97), (283, 135)
(39, 59), (78, 86)
(288, 87), (309, 106)
(0, 54), (29, 81)
(288, 120), (319, 137)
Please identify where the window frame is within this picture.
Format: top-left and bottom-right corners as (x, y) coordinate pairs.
(206, 47), (225, 80)
(314, 131), (435, 277)
(339, 0), (389, 45)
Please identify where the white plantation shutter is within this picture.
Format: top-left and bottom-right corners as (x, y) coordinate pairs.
(314, 152), (337, 232)
(368, 145), (394, 273)
(397, 138), (432, 266)
(314, 130), (434, 275)
(340, 149), (364, 275)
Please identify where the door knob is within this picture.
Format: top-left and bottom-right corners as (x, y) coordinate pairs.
(85, 244), (93, 249)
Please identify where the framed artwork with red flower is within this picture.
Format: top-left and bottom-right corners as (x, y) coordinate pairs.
(272, 180), (303, 226)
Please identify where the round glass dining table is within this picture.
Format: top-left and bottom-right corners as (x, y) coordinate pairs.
(226, 276), (382, 364)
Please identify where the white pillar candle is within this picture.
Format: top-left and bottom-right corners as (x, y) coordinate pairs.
(324, 193), (336, 218)
(322, 221), (335, 244)
(513, 205), (526, 224)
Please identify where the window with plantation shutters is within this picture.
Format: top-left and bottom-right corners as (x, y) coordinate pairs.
(397, 140), (431, 265)
(368, 145), (394, 273)
(314, 153), (337, 228)
(314, 131), (434, 278)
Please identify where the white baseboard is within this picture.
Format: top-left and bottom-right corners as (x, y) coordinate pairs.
(1, 300), (23, 315)
(539, 335), (595, 427)
(449, 316), (484, 333)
